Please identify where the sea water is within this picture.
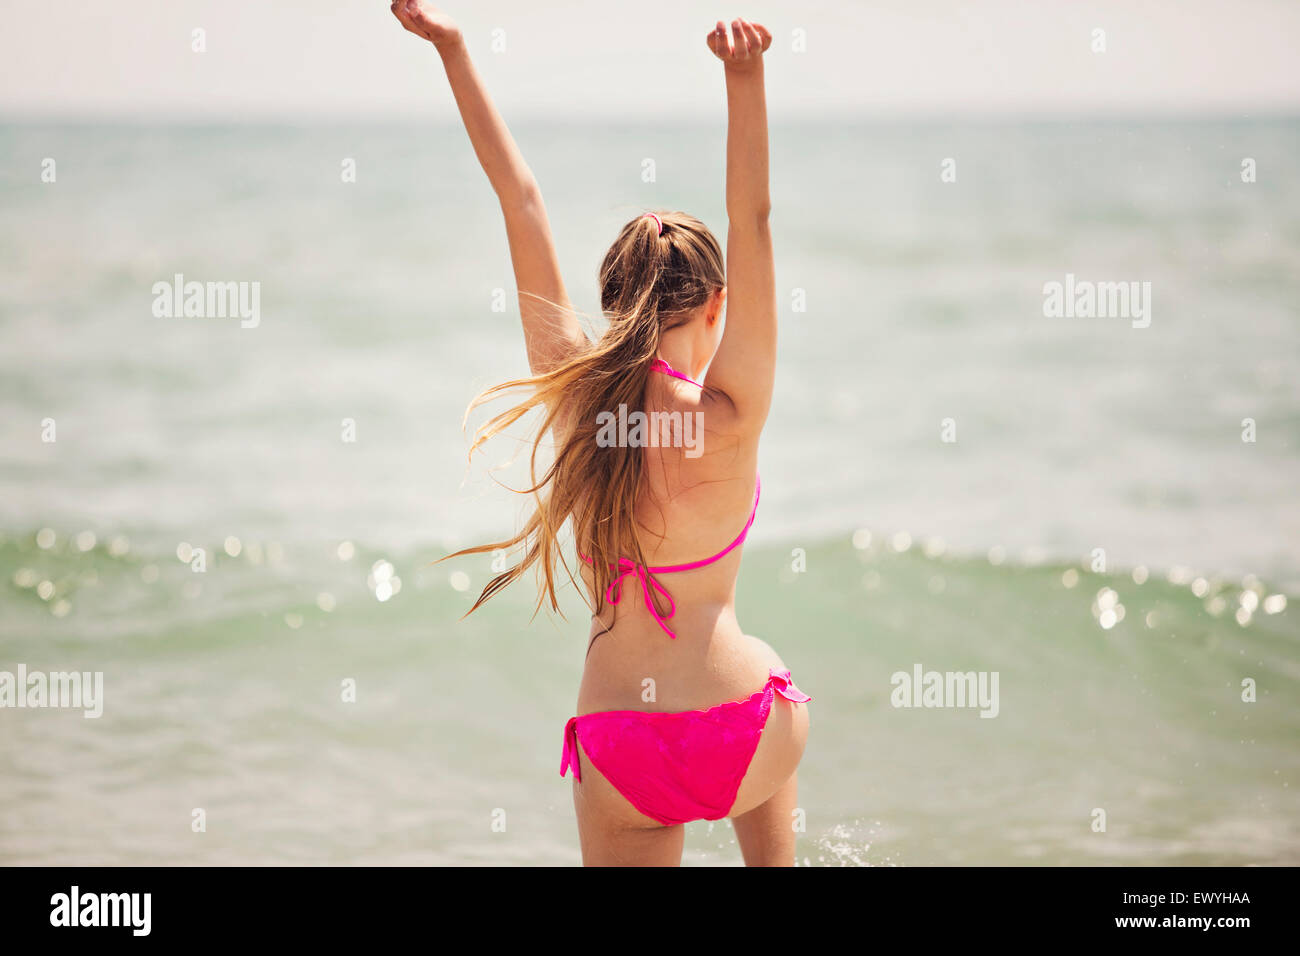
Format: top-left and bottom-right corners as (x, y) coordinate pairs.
(1, 119), (1297, 864)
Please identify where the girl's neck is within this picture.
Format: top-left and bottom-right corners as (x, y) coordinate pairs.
(655, 333), (705, 383)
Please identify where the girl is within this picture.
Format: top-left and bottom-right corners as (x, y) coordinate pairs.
(391, 2), (810, 866)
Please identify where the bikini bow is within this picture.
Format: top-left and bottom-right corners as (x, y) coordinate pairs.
(605, 558), (678, 639)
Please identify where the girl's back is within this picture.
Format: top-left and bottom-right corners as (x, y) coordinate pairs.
(579, 365), (772, 715)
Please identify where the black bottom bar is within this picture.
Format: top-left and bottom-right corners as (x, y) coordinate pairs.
(0, 865), (1280, 941)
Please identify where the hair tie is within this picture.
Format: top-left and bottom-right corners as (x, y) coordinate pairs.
(643, 212), (663, 236)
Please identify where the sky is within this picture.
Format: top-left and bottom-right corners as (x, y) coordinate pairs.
(1, 0), (1298, 121)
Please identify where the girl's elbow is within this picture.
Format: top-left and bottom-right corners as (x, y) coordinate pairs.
(498, 175), (543, 211)
(728, 202), (771, 226)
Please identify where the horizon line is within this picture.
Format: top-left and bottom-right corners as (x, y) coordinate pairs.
(3, 107), (1298, 127)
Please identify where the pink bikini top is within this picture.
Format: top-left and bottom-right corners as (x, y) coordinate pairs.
(579, 358), (760, 640)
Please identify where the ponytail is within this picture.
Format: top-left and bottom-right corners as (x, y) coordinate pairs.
(444, 210), (725, 624)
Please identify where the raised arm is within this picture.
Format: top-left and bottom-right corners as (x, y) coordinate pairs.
(703, 19), (776, 433)
(391, 2), (587, 374)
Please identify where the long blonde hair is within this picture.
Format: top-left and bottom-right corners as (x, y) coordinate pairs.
(446, 210), (726, 622)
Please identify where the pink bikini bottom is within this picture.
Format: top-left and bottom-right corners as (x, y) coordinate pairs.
(560, 668), (812, 826)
